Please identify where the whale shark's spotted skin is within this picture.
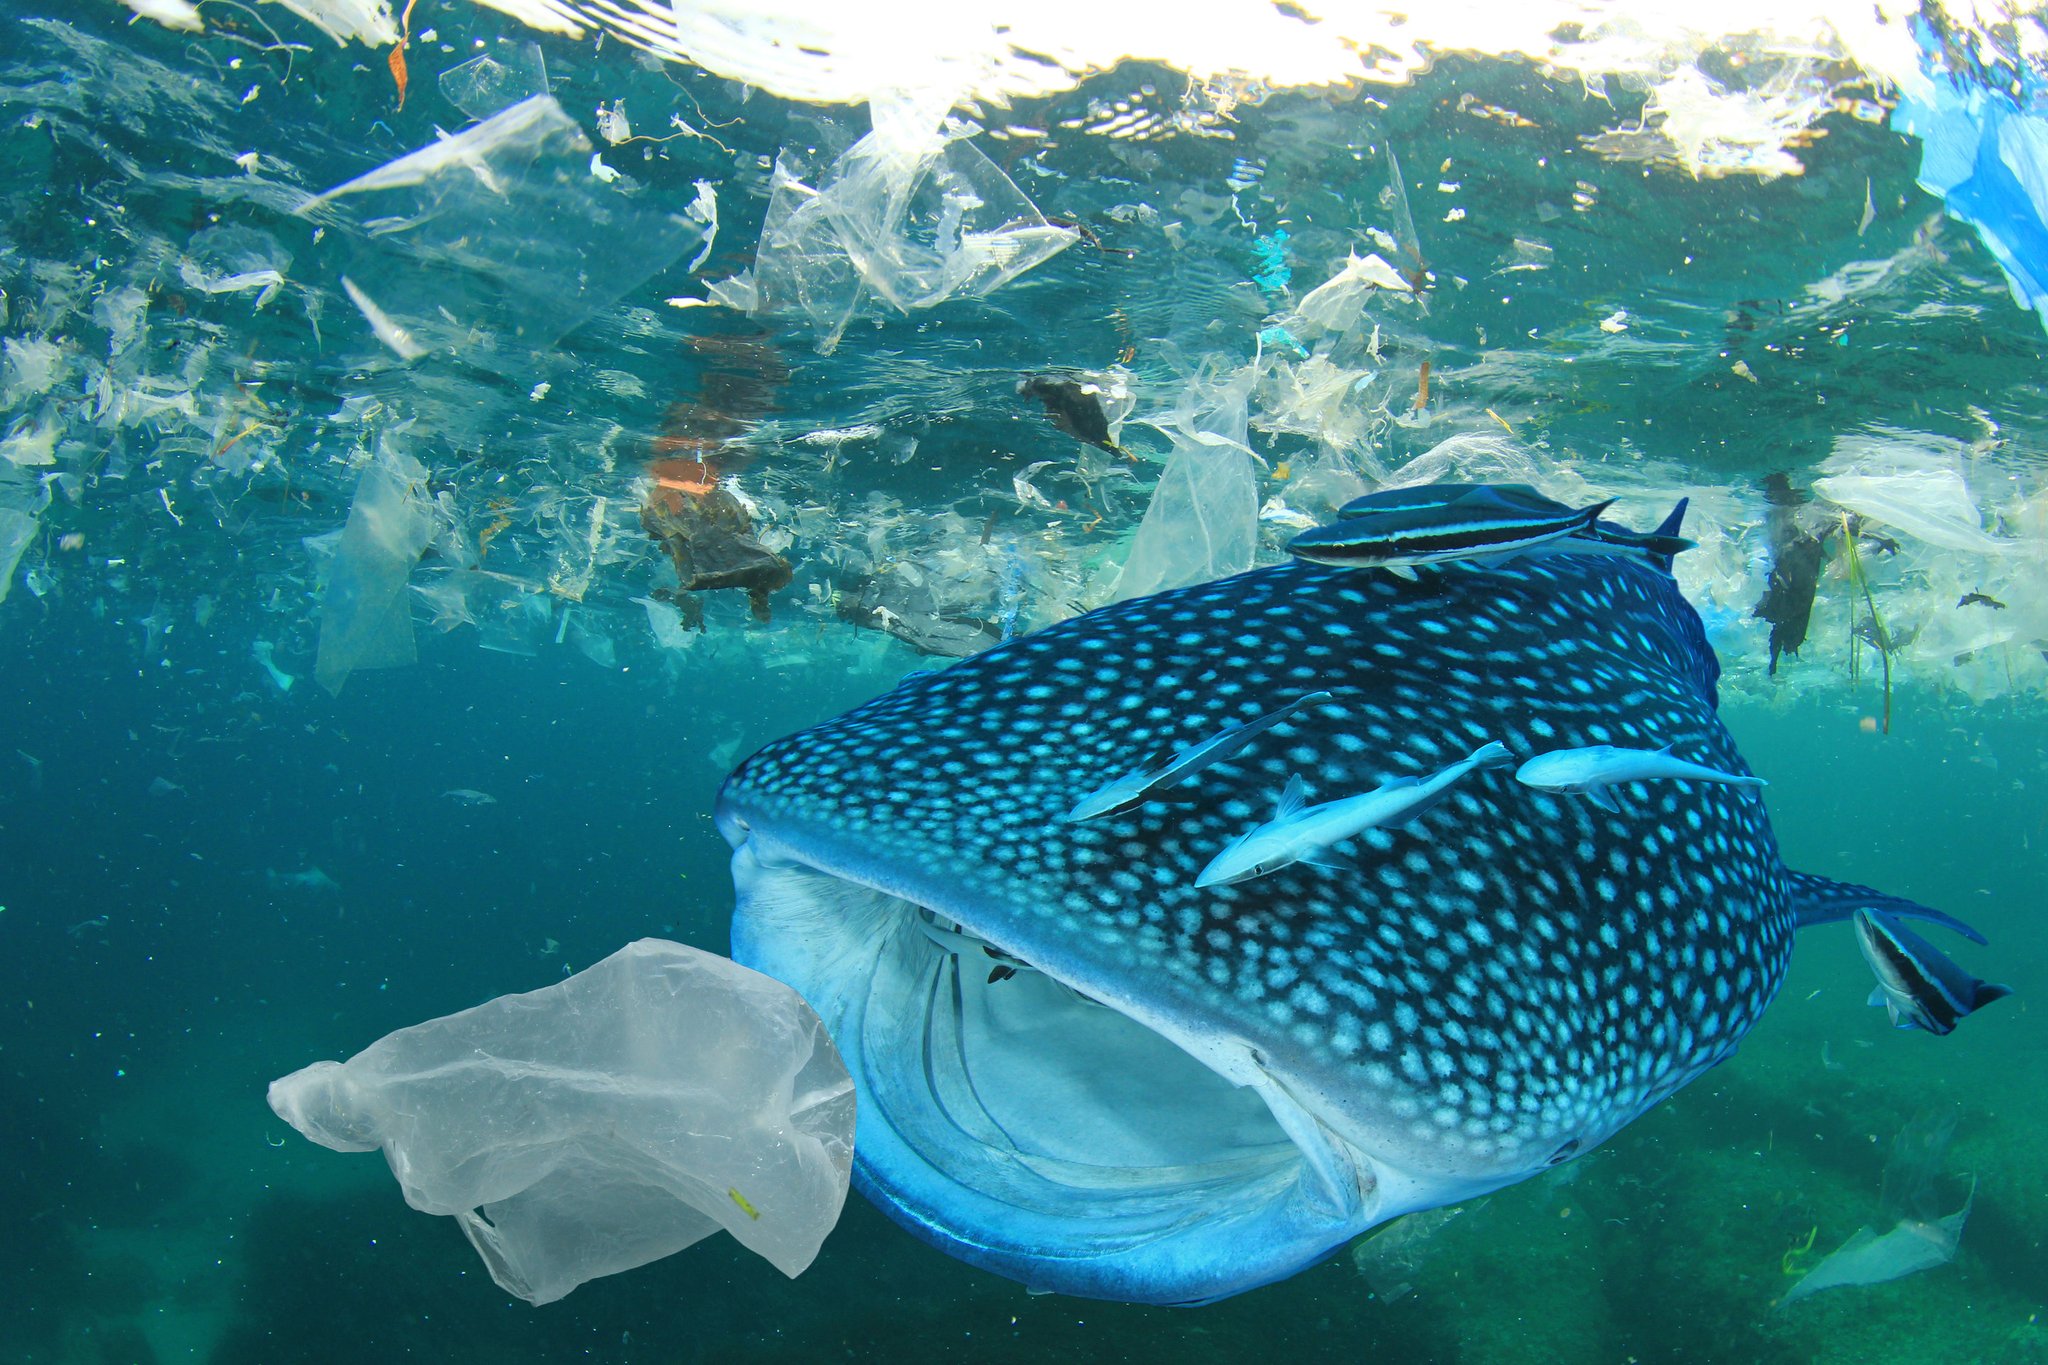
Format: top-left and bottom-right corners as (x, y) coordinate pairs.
(725, 555), (1790, 1184)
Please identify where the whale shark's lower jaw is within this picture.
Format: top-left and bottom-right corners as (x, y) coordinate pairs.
(720, 828), (1495, 1305)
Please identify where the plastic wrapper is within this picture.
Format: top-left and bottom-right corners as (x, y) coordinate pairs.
(749, 94), (1078, 354)
(1281, 251), (1413, 337)
(1781, 1109), (1973, 1307)
(298, 95), (708, 363)
(267, 939), (855, 1306)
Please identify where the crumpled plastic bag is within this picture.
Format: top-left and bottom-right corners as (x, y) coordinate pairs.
(740, 92), (1077, 353)
(267, 939), (855, 1306)
(1110, 356), (1260, 602)
(1813, 430), (2012, 555)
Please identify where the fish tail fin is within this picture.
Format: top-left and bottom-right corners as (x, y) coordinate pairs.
(1786, 869), (1987, 944)
(1974, 981), (2015, 1009)
(1470, 740), (1512, 767)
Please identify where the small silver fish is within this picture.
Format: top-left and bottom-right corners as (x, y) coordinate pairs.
(1854, 909), (2012, 1036)
(1065, 692), (1333, 822)
(440, 788), (499, 806)
(1514, 743), (1765, 812)
(1197, 740), (1512, 887)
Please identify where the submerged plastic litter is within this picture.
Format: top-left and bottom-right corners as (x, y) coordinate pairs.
(312, 444), (435, 695)
(267, 939), (856, 1306)
(1780, 1109), (1974, 1308)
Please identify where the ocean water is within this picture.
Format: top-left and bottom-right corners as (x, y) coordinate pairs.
(2, 2), (2045, 1362)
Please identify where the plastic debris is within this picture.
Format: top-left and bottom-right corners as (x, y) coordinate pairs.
(1284, 251), (1413, 337)
(1110, 357), (1260, 601)
(438, 43), (549, 123)
(299, 95), (708, 361)
(641, 469), (793, 623)
(1894, 67), (2048, 333)
(746, 93), (1078, 354)
(0, 506), (35, 606)
(1780, 1109), (1974, 1307)
(271, 0), (398, 46)
(1813, 432), (2012, 556)
(312, 444), (435, 695)
(267, 939), (855, 1306)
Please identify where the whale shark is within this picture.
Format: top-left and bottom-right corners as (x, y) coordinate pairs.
(715, 545), (1982, 1305)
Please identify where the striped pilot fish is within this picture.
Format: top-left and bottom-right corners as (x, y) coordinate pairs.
(1854, 907), (2011, 1035)
(715, 531), (1991, 1306)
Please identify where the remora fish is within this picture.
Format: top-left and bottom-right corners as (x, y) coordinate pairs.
(1854, 908), (2012, 1036)
(716, 553), (1979, 1306)
(1195, 741), (1511, 887)
(1290, 487), (1613, 573)
(1065, 691), (1333, 822)
(1514, 743), (1766, 811)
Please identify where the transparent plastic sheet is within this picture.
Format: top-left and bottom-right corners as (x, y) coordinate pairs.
(1780, 1110), (1972, 1308)
(267, 939), (855, 1307)
(438, 43), (550, 123)
(178, 225), (291, 309)
(1280, 251), (1413, 338)
(1109, 357), (1260, 602)
(298, 95), (708, 363)
(1813, 430), (2014, 555)
(0, 505), (34, 605)
(745, 93), (1078, 354)
(312, 446), (436, 695)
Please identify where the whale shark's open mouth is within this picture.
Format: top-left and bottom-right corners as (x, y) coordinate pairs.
(719, 820), (1399, 1305)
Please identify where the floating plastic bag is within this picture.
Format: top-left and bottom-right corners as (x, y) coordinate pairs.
(267, 939), (855, 1306)
(1894, 68), (2048, 333)
(0, 506), (35, 606)
(1110, 358), (1259, 601)
(1812, 430), (2012, 555)
(313, 446), (435, 694)
(748, 93), (1077, 353)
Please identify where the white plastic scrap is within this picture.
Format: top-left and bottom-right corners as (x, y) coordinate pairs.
(119, 0), (203, 32)
(339, 277), (424, 360)
(686, 179), (719, 272)
(269, 0), (398, 46)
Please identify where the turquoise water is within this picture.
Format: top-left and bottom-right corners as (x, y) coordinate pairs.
(3, 3), (2046, 1361)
